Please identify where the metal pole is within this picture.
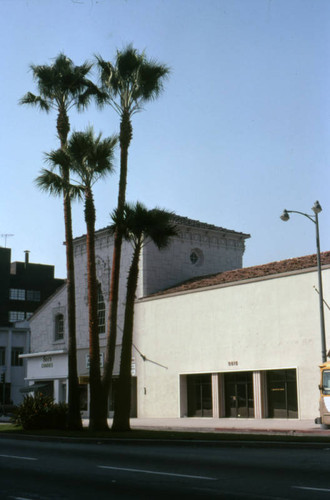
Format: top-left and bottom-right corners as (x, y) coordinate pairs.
(2, 371), (5, 411)
(315, 212), (327, 363)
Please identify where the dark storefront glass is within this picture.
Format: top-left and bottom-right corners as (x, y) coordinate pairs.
(187, 374), (212, 417)
(267, 369), (298, 418)
(224, 372), (254, 418)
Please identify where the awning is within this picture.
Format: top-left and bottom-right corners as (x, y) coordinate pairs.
(19, 383), (48, 394)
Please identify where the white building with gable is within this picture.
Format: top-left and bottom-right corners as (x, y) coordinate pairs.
(23, 216), (249, 416)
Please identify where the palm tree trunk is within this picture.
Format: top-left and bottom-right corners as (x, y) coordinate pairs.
(84, 189), (104, 430)
(58, 109), (81, 430)
(64, 193), (81, 430)
(102, 110), (132, 421)
(112, 242), (141, 432)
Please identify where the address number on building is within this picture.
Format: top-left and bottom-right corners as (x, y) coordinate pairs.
(41, 355), (53, 368)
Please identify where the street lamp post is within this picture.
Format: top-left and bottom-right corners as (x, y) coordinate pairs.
(280, 201), (327, 363)
(280, 201), (326, 362)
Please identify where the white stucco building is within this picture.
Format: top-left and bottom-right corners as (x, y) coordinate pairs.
(134, 252), (330, 420)
(23, 216), (249, 416)
(23, 212), (330, 421)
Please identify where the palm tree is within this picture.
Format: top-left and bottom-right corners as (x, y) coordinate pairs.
(20, 54), (103, 430)
(111, 203), (177, 432)
(96, 47), (170, 422)
(36, 128), (117, 431)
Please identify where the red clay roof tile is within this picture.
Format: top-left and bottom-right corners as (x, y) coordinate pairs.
(151, 251), (330, 297)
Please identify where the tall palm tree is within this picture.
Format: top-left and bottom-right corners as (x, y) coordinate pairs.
(96, 47), (170, 423)
(20, 54), (103, 430)
(111, 203), (177, 432)
(36, 128), (117, 431)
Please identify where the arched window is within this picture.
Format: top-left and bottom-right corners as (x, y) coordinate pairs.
(97, 284), (105, 334)
(55, 313), (64, 341)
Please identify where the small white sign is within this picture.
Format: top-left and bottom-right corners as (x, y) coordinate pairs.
(41, 355), (53, 368)
(86, 352), (104, 369)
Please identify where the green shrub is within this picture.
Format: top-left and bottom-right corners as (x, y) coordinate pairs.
(14, 393), (68, 430)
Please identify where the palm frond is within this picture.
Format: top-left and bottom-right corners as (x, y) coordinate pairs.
(116, 45), (142, 81)
(145, 208), (177, 249)
(110, 202), (177, 249)
(137, 62), (170, 101)
(35, 169), (67, 196)
(35, 168), (83, 200)
(25, 53), (97, 116)
(44, 148), (71, 171)
(19, 92), (51, 112)
(96, 46), (169, 115)
(67, 127), (117, 187)
(78, 82), (108, 109)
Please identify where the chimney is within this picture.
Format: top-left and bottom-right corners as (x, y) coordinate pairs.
(24, 250), (30, 267)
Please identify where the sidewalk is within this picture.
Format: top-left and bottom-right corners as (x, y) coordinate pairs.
(83, 417), (330, 437)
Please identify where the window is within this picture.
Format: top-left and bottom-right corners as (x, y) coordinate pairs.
(9, 289), (25, 300)
(55, 314), (64, 341)
(0, 347), (5, 366)
(97, 284), (105, 334)
(11, 347), (23, 367)
(26, 290), (41, 302)
(9, 311), (25, 322)
(190, 248), (204, 267)
(322, 370), (330, 394)
(190, 251), (199, 264)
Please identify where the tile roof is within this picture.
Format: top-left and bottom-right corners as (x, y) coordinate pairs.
(150, 251), (330, 297)
(171, 215), (250, 238)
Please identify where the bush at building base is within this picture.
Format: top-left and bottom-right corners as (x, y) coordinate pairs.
(14, 393), (68, 430)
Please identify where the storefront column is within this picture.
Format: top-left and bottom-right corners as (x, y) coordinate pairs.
(211, 373), (219, 418)
(253, 371), (266, 419)
(211, 373), (226, 418)
(54, 379), (60, 403)
(180, 375), (188, 417)
(261, 371), (268, 418)
(218, 373), (226, 417)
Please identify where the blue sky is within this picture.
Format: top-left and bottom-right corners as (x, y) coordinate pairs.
(0, 0), (329, 278)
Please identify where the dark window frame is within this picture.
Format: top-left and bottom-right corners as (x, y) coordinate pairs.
(26, 290), (41, 302)
(9, 289), (25, 301)
(11, 347), (24, 367)
(97, 284), (106, 335)
(0, 347), (5, 366)
(54, 313), (64, 341)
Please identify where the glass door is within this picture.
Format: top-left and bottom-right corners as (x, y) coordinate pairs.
(224, 372), (254, 418)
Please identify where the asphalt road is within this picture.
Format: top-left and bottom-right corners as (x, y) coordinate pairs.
(1, 438), (330, 499)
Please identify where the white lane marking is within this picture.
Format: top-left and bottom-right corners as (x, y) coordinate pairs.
(0, 454), (37, 461)
(98, 465), (217, 481)
(11, 497), (33, 500)
(293, 486), (330, 493)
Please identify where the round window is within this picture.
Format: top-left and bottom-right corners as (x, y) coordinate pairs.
(190, 248), (204, 266)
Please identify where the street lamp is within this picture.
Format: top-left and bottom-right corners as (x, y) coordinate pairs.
(280, 201), (326, 362)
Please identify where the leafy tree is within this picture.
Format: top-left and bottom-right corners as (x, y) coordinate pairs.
(111, 203), (177, 432)
(96, 47), (169, 425)
(36, 128), (117, 430)
(20, 54), (103, 429)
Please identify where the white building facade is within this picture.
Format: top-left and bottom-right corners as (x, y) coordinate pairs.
(134, 253), (330, 420)
(24, 217), (249, 416)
